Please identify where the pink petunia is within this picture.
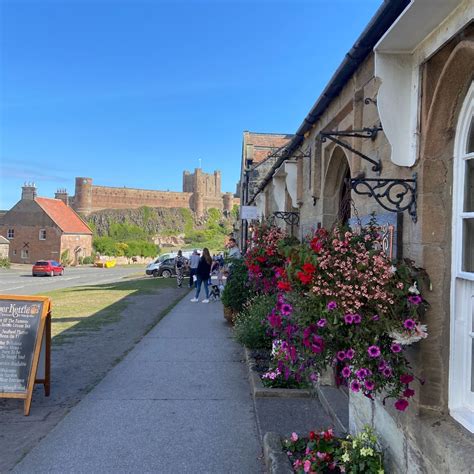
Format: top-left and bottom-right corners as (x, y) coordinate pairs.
(394, 399), (409, 411)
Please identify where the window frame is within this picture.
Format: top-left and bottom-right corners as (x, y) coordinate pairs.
(7, 228), (14, 239)
(449, 81), (474, 433)
(39, 229), (46, 240)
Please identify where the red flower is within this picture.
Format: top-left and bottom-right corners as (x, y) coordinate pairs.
(277, 280), (292, 292)
(256, 256), (266, 263)
(394, 399), (409, 411)
(403, 388), (415, 398)
(310, 237), (323, 253)
(301, 262), (316, 274)
(309, 431), (316, 440)
(400, 374), (414, 384)
(297, 271), (313, 285)
(323, 428), (334, 441)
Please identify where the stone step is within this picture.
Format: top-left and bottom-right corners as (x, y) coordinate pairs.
(314, 384), (349, 435)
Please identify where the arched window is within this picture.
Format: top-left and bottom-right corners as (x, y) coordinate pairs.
(450, 82), (474, 432)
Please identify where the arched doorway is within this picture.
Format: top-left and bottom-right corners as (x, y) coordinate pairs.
(322, 146), (351, 228)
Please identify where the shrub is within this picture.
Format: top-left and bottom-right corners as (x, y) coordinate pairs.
(234, 294), (275, 350)
(221, 259), (253, 313)
(81, 256), (94, 265)
(61, 249), (71, 266)
(0, 257), (10, 268)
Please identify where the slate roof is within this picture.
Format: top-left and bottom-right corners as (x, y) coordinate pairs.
(35, 198), (92, 234)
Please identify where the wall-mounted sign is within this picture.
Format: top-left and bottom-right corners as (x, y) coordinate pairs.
(0, 295), (51, 415)
(240, 205), (260, 220)
(348, 213), (403, 260)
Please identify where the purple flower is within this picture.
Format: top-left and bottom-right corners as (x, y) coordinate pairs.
(403, 319), (416, 330)
(378, 360), (387, 371)
(353, 314), (362, 324)
(327, 301), (337, 310)
(311, 336), (325, 354)
(341, 366), (351, 378)
(281, 303), (293, 316)
(336, 350), (346, 361)
(408, 295), (422, 305)
(356, 368), (369, 379)
(367, 345), (381, 358)
(372, 314), (380, 321)
(382, 367), (393, 378)
(268, 312), (282, 328)
(346, 348), (355, 360)
(364, 380), (375, 391)
(344, 314), (354, 324)
(391, 342), (402, 353)
(350, 380), (361, 392)
(317, 318), (327, 328)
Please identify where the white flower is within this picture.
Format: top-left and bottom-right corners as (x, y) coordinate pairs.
(389, 331), (423, 345)
(408, 281), (420, 295)
(390, 265), (397, 274)
(341, 452), (350, 463)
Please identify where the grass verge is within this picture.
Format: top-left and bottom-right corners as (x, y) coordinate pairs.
(38, 277), (177, 339)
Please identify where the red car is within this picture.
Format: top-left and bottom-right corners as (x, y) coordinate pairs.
(32, 260), (64, 277)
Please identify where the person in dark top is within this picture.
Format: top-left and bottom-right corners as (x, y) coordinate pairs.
(190, 247), (212, 303)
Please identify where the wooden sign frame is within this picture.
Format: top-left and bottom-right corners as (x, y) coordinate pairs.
(0, 295), (51, 415)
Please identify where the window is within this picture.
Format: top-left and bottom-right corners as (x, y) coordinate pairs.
(450, 82), (474, 433)
(21, 249), (29, 259)
(7, 229), (14, 239)
(39, 229), (46, 240)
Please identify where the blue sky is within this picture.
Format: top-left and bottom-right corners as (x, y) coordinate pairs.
(0, 0), (382, 209)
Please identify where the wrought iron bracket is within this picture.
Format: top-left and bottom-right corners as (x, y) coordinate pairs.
(319, 127), (383, 173)
(350, 173), (418, 223)
(273, 211), (300, 226)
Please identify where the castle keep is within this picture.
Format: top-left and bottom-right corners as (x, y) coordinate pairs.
(69, 169), (237, 217)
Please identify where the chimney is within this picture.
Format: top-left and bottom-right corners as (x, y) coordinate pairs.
(55, 188), (69, 206)
(21, 182), (37, 200)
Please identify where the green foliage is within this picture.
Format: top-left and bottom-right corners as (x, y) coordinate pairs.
(180, 208), (194, 234)
(79, 256), (94, 265)
(234, 294), (275, 350)
(61, 249), (71, 266)
(0, 257), (11, 268)
(123, 240), (157, 258)
(221, 259), (253, 313)
(93, 236), (117, 256)
(108, 222), (149, 242)
(231, 204), (239, 220)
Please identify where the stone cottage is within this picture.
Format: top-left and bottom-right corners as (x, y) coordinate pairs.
(0, 184), (93, 265)
(0, 236), (9, 259)
(242, 0), (474, 471)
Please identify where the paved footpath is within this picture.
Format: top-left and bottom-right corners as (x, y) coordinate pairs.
(14, 294), (262, 473)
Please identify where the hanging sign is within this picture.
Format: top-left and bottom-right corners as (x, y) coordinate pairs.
(0, 295), (51, 415)
(348, 213), (403, 260)
(240, 205), (260, 220)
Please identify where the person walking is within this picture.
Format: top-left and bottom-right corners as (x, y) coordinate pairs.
(188, 249), (200, 288)
(190, 248), (212, 303)
(175, 250), (186, 288)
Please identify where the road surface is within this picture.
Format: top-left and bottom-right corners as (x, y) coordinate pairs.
(0, 265), (149, 295)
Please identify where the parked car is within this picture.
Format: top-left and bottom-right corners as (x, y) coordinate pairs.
(145, 257), (189, 278)
(32, 260), (64, 277)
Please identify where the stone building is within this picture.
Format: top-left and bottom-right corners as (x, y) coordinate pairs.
(69, 168), (238, 217)
(0, 184), (93, 265)
(245, 0), (474, 472)
(0, 236), (9, 259)
(238, 131), (293, 245)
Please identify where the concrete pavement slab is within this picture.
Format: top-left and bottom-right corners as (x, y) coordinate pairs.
(12, 293), (262, 473)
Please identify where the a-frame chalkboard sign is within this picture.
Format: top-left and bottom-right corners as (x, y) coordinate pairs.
(0, 295), (51, 415)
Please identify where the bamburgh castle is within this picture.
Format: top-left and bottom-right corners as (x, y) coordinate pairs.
(63, 168), (238, 217)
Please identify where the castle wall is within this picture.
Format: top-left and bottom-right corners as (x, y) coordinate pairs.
(87, 186), (193, 213)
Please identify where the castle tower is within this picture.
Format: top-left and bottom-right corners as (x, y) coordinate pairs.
(214, 170), (221, 197)
(55, 188), (69, 205)
(74, 177), (93, 215)
(223, 193), (233, 213)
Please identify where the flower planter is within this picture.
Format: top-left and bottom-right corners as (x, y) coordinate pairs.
(244, 348), (312, 398)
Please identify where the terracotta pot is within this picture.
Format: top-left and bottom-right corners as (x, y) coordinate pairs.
(223, 306), (236, 325)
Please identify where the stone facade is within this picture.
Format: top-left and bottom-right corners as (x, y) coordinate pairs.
(0, 236), (9, 259)
(70, 169), (238, 217)
(249, 1), (474, 471)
